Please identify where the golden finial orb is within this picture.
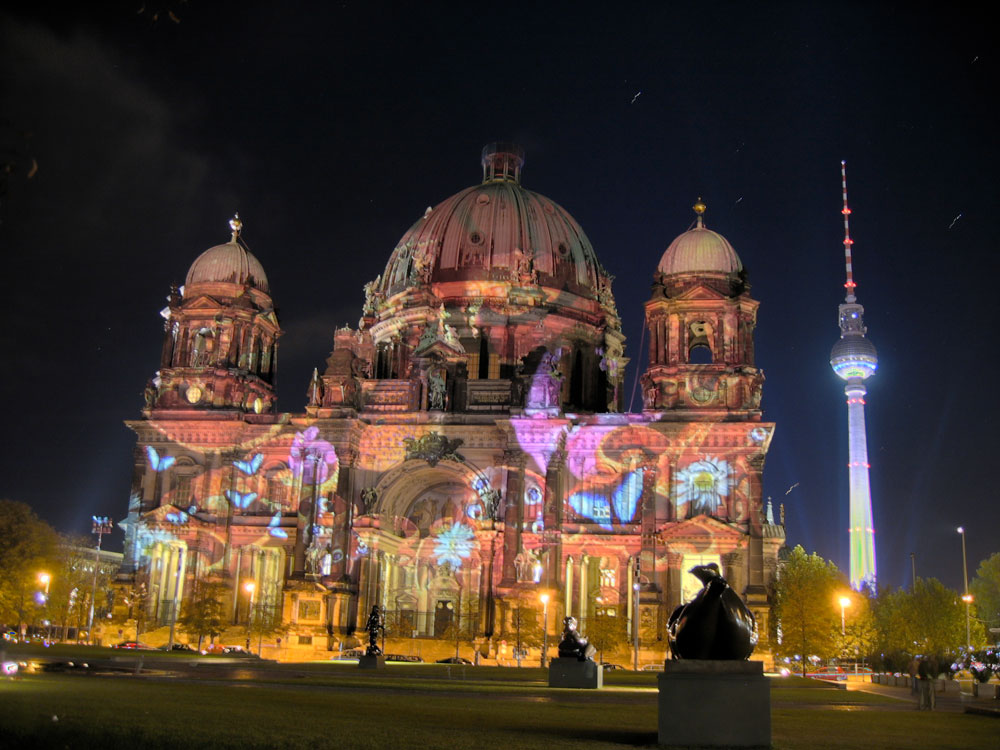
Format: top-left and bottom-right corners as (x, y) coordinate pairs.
(229, 213), (243, 239)
(692, 198), (706, 227)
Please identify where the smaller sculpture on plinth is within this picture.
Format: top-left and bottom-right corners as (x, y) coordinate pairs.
(365, 605), (384, 656)
(557, 616), (596, 661)
(667, 563), (758, 661)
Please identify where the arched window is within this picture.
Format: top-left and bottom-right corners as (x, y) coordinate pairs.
(689, 344), (713, 364)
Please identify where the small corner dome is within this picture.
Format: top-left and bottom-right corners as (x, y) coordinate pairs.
(658, 201), (742, 276)
(184, 215), (270, 294)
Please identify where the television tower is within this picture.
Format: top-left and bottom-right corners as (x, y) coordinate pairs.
(829, 161), (878, 592)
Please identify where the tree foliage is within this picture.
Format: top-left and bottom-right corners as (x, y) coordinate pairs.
(583, 613), (629, 660)
(970, 552), (1000, 631)
(0, 499), (59, 630)
(770, 545), (841, 674)
(179, 581), (229, 647)
(872, 578), (978, 659)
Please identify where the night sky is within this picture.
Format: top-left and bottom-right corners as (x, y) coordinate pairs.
(1, 2), (996, 592)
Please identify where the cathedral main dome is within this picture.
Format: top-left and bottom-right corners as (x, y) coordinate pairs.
(377, 144), (604, 299)
(185, 216), (270, 295)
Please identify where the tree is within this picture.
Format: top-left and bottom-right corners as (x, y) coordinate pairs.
(873, 578), (975, 661)
(504, 601), (543, 665)
(0, 500), (58, 635)
(179, 581), (229, 649)
(47, 535), (100, 639)
(584, 613), (629, 662)
(770, 545), (841, 675)
(909, 578), (976, 654)
(970, 552), (1000, 632)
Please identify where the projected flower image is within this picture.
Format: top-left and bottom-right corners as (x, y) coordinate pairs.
(674, 458), (730, 516)
(433, 522), (475, 568)
(289, 426), (338, 485)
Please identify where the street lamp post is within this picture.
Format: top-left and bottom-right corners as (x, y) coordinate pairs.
(88, 516), (113, 644)
(633, 581), (641, 672)
(958, 527), (971, 649)
(39, 573), (51, 642)
(539, 593), (550, 668)
(244, 581), (256, 653)
(839, 596), (851, 636)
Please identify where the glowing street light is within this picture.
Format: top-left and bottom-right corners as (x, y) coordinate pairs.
(958, 527), (971, 649)
(539, 593), (550, 668)
(839, 595), (851, 636)
(38, 572), (51, 596)
(244, 580), (257, 614)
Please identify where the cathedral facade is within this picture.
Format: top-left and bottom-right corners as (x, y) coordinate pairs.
(120, 145), (784, 659)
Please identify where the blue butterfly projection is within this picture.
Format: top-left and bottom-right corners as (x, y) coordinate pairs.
(234, 453), (264, 476)
(225, 489), (258, 510)
(165, 509), (189, 525)
(567, 469), (644, 530)
(146, 446), (176, 472)
(267, 512), (287, 538)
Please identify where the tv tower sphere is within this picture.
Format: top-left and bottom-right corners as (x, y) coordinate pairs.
(830, 312), (878, 381)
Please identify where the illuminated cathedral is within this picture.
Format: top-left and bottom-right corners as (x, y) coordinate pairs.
(120, 145), (784, 659)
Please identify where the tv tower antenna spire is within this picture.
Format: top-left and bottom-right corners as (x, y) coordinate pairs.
(841, 160), (857, 302)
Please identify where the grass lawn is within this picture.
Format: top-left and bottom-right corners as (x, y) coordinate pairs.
(0, 670), (995, 750)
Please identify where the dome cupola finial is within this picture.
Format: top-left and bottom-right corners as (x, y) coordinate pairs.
(693, 197), (706, 228)
(229, 213), (243, 242)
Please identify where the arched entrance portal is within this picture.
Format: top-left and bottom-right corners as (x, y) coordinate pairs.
(356, 461), (497, 640)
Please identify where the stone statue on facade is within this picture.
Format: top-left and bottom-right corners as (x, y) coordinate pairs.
(428, 367), (447, 410)
(667, 563), (758, 660)
(557, 616), (597, 661)
(365, 605), (384, 656)
(362, 275), (382, 315)
(143, 379), (158, 410)
(359, 487), (379, 515)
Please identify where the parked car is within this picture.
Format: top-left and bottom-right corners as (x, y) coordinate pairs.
(159, 643), (195, 652)
(111, 641), (154, 650)
(222, 646), (260, 658)
(330, 649), (364, 660)
(385, 654), (423, 663)
(41, 660), (90, 672)
(641, 663), (665, 671)
(601, 663), (623, 671)
(436, 657), (472, 665)
(808, 666), (847, 681)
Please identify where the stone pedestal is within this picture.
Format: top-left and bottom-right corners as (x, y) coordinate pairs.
(358, 654), (385, 670)
(548, 657), (603, 689)
(657, 660), (770, 748)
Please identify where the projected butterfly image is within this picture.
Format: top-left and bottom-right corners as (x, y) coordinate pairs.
(567, 468), (644, 530)
(267, 512), (288, 538)
(225, 489), (258, 510)
(165, 508), (189, 525)
(234, 453), (264, 475)
(433, 522), (475, 568)
(674, 458), (730, 516)
(146, 446), (175, 472)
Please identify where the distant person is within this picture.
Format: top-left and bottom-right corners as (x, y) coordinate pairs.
(908, 656), (920, 696)
(917, 657), (935, 710)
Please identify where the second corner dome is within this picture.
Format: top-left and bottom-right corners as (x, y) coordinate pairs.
(185, 215), (270, 295)
(658, 202), (742, 276)
(378, 144), (605, 298)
